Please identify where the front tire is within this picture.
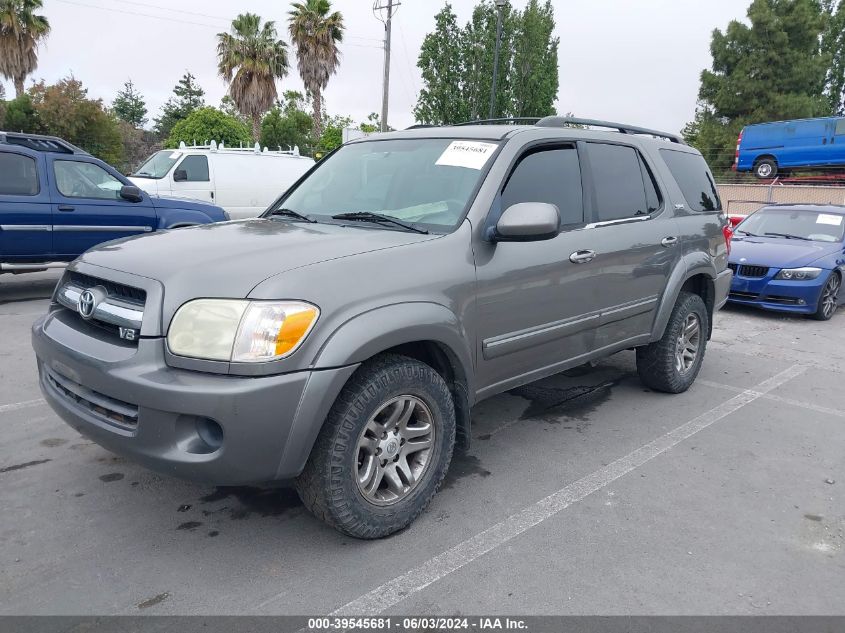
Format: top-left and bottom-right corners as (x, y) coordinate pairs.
(637, 292), (709, 394)
(812, 273), (840, 321)
(296, 354), (456, 539)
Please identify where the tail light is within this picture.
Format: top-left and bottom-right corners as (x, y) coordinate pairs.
(722, 224), (732, 257)
(734, 130), (743, 166)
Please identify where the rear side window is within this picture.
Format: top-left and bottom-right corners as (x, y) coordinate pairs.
(586, 143), (654, 222)
(0, 153), (39, 196)
(177, 155), (210, 182)
(836, 120), (845, 136)
(501, 147), (584, 226)
(660, 149), (721, 212)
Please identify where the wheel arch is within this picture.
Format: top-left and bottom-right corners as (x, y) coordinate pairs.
(652, 261), (717, 342)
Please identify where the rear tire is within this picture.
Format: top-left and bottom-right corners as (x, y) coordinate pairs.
(637, 292), (709, 394)
(812, 272), (840, 321)
(754, 158), (778, 179)
(295, 353), (456, 539)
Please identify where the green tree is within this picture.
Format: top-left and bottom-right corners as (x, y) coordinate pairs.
(414, 3), (468, 125)
(29, 77), (123, 165)
(112, 79), (148, 128)
(165, 106), (252, 149)
(511, 0), (559, 118)
(316, 113), (352, 152)
(822, 0), (845, 115)
(0, 83), (5, 126)
(414, 1), (559, 125)
(688, 0), (829, 173)
(217, 13), (290, 142)
(288, 0), (344, 139)
(2, 92), (40, 132)
(0, 0), (50, 97)
(260, 91), (313, 152)
(115, 121), (160, 175)
(359, 112), (381, 133)
(153, 72), (206, 138)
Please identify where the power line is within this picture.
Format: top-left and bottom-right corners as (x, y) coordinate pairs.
(51, 0), (223, 29)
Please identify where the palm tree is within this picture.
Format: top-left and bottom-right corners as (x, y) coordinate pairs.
(0, 0), (50, 97)
(288, 0), (344, 139)
(217, 13), (289, 142)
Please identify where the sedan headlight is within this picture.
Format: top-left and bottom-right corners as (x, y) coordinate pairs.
(774, 267), (822, 281)
(167, 299), (319, 362)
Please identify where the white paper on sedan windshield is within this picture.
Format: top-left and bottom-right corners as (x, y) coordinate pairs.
(816, 213), (843, 226)
(435, 141), (497, 170)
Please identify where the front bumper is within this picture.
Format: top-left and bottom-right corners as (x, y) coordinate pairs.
(727, 269), (828, 314)
(32, 310), (357, 484)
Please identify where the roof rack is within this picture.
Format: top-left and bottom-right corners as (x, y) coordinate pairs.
(0, 131), (87, 154)
(535, 116), (685, 144)
(452, 117), (543, 126)
(177, 139), (302, 156)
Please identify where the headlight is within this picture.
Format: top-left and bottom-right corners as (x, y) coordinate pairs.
(167, 299), (319, 362)
(774, 267), (823, 281)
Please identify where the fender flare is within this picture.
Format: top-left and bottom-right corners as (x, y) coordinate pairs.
(651, 255), (718, 341)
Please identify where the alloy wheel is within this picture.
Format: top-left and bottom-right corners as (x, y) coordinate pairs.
(821, 275), (840, 319)
(675, 313), (701, 374)
(355, 396), (436, 506)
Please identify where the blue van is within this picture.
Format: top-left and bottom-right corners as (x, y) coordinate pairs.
(1, 132), (229, 274)
(735, 116), (845, 178)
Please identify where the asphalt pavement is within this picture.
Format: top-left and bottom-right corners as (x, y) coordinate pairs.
(0, 270), (842, 616)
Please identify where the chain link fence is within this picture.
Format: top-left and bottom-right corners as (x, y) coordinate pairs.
(716, 182), (845, 216)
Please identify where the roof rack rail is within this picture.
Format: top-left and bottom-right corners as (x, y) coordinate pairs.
(535, 116), (685, 144)
(0, 131), (87, 154)
(452, 117), (543, 126)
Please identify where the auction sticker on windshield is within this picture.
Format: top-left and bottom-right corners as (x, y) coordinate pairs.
(436, 141), (498, 170)
(816, 213), (843, 226)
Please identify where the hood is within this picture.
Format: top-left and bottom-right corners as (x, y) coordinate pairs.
(128, 176), (157, 195)
(148, 194), (219, 211)
(78, 218), (437, 301)
(730, 236), (840, 268)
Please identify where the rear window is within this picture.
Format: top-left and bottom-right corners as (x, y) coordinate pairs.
(660, 150), (721, 212)
(586, 143), (656, 221)
(0, 153), (39, 196)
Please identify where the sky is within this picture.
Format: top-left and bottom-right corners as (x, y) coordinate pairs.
(1, 0), (750, 135)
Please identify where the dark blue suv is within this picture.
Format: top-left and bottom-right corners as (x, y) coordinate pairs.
(1, 132), (228, 274)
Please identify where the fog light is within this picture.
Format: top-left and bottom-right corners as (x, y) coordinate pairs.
(798, 299), (806, 305)
(196, 417), (224, 451)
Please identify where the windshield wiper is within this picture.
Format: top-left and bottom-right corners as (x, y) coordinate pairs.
(130, 172), (154, 178)
(331, 212), (429, 234)
(764, 232), (810, 241)
(735, 229), (759, 237)
(268, 208), (317, 223)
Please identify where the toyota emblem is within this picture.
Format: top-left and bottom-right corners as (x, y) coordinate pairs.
(77, 290), (97, 319)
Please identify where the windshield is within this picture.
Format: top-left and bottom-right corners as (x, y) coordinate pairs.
(736, 208), (845, 242)
(133, 150), (182, 179)
(275, 138), (499, 229)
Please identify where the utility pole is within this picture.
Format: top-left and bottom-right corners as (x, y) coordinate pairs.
(489, 0), (507, 120)
(374, 0), (400, 132)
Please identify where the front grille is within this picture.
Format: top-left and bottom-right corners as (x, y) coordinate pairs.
(46, 369), (138, 430)
(737, 265), (769, 278)
(729, 291), (759, 301)
(68, 271), (146, 303)
(728, 263), (738, 273)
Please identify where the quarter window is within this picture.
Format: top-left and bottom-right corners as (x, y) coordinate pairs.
(660, 149), (721, 212)
(586, 143), (653, 222)
(0, 154), (39, 196)
(501, 146), (584, 226)
(836, 119), (845, 136)
(54, 160), (124, 200)
(176, 155), (210, 182)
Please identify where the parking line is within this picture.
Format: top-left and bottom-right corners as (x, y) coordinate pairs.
(311, 364), (806, 617)
(0, 399), (45, 414)
(698, 379), (845, 419)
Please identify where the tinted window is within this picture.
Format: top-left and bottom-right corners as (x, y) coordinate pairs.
(54, 160), (124, 200)
(178, 155), (209, 182)
(587, 143), (651, 221)
(0, 153), (39, 196)
(501, 147), (584, 225)
(836, 120), (845, 136)
(660, 149), (721, 212)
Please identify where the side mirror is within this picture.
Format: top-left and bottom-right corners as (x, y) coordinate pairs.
(492, 202), (561, 242)
(119, 185), (144, 203)
(173, 169), (188, 182)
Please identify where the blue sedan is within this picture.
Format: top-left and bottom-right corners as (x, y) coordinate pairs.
(728, 205), (845, 320)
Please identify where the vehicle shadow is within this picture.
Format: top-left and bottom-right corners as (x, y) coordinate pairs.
(0, 270), (63, 306)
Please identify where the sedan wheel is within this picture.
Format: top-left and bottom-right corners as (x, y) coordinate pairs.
(813, 274), (840, 321)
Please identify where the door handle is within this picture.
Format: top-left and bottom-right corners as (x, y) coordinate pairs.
(661, 236), (678, 247)
(57, 205), (75, 212)
(569, 250), (597, 264)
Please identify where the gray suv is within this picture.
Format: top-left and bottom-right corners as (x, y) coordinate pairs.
(32, 117), (732, 538)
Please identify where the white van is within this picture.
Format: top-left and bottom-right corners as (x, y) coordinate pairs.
(129, 141), (314, 219)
